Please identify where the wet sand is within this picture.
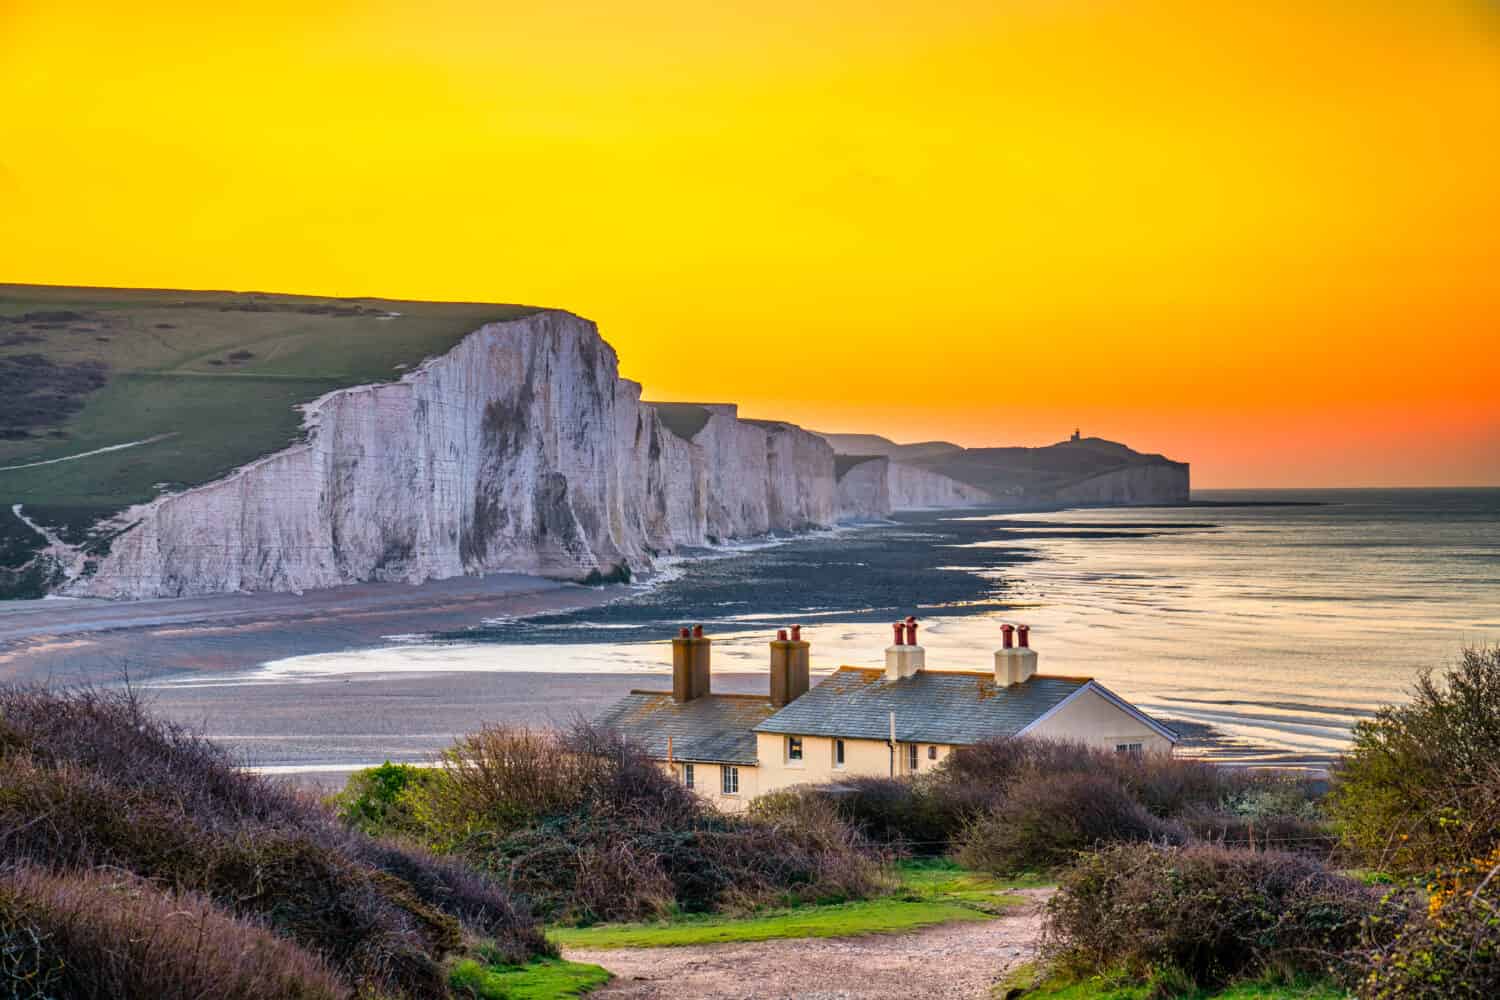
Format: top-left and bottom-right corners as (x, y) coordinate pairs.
(0, 572), (615, 684)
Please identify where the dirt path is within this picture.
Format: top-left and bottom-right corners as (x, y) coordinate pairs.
(563, 890), (1049, 1000)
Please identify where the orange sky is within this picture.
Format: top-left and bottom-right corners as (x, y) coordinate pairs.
(2, 1), (1496, 487)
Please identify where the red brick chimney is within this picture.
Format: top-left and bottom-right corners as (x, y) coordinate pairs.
(672, 625), (712, 702)
(769, 625), (811, 707)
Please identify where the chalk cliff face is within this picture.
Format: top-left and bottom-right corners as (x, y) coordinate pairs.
(834, 456), (991, 520)
(1052, 463), (1190, 506)
(48, 312), (959, 599)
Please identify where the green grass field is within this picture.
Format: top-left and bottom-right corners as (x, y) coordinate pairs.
(549, 859), (1029, 950)
(450, 956), (611, 999)
(0, 284), (539, 594)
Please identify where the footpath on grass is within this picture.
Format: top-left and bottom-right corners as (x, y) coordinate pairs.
(555, 861), (1049, 1000)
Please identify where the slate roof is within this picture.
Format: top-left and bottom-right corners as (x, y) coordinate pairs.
(594, 691), (777, 765)
(753, 667), (1092, 745)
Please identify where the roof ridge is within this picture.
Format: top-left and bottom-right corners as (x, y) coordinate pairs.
(627, 689), (773, 702)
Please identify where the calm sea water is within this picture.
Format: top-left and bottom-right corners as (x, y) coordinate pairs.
(261, 489), (1499, 766)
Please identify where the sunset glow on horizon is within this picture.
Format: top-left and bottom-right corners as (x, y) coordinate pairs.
(2, 1), (1496, 487)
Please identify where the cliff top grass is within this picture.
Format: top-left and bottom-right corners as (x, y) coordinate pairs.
(0, 283), (537, 549)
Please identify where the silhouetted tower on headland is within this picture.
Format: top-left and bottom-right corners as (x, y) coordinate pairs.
(1070, 428), (1081, 442)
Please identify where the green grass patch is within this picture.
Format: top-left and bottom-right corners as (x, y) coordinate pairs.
(450, 956), (611, 999)
(550, 858), (1034, 950)
(999, 964), (1349, 1000)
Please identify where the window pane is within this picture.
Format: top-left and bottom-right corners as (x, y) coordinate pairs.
(788, 736), (802, 761)
(907, 744), (918, 769)
(684, 763), (694, 789)
(722, 766), (738, 794)
(835, 739), (845, 765)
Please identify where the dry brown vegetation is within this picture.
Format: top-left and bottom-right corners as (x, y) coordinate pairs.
(0, 685), (546, 999)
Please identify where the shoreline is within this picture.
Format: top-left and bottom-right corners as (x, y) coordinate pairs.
(0, 571), (619, 684)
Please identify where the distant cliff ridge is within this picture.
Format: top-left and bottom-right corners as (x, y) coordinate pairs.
(25, 313), (982, 599)
(817, 432), (1189, 507)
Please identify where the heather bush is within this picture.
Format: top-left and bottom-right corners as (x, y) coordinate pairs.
(1046, 842), (1385, 990)
(0, 865), (348, 1000)
(955, 772), (1186, 874)
(1331, 646), (1500, 872)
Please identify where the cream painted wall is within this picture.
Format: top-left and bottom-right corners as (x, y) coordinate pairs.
(753, 732), (954, 793)
(1026, 687), (1173, 755)
(658, 759), (760, 813)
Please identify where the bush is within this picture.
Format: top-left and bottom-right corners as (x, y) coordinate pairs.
(400, 722), (884, 924)
(800, 775), (964, 852)
(1357, 845), (1500, 998)
(1331, 646), (1500, 872)
(1046, 842), (1385, 990)
(0, 686), (547, 996)
(955, 772), (1186, 874)
(0, 865), (348, 1000)
(329, 761), (444, 838)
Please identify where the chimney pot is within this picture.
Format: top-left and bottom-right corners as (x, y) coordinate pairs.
(776, 628), (788, 641)
(892, 622), (905, 646)
(1000, 623), (1014, 649)
(1017, 624), (1030, 649)
(679, 626), (690, 639)
(790, 624), (802, 641)
(692, 624), (704, 639)
(906, 620), (918, 645)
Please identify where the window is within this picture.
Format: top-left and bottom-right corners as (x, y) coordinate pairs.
(787, 736), (803, 762)
(927, 745), (938, 761)
(683, 763), (695, 789)
(907, 743), (919, 771)
(1115, 742), (1144, 758)
(721, 765), (740, 795)
(834, 739), (846, 768)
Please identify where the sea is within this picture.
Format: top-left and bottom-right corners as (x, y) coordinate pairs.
(256, 488), (1500, 768)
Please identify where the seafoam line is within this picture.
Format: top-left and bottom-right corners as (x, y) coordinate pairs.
(0, 433), (178, 472)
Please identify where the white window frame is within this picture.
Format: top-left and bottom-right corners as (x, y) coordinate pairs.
(927, 745), (938, 761)
(907, 743), (919, 771)
(683, 762), (695, 789)
(721, 765), (740, 795)
(834, 738), (846, 769)
(1115, 742), (1144, 757)
(786, 735), (803, 764)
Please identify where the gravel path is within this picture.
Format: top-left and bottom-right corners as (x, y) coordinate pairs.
(563, 890), (1050, 1000)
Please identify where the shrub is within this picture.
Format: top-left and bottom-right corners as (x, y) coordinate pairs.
(955, 772), (1185, 874)
(803, 775), (963, 852)
(1331, 645), (1500, 872)
(0, 865), (348, 1000)
(417, 722), (883, 924)
(330, 761), (444, 838)
(1046, 842), (1384, 990)
(1355, 843), (1500, 999)
(0, 686), (548, 995)
(1179, 807), (1338, 857)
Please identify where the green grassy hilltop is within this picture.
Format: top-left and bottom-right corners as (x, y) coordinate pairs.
(0, 283), (536, 595)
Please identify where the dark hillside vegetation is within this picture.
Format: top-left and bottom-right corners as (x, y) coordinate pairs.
(0, 283), (539, 597)
(0, 686), (547, 999)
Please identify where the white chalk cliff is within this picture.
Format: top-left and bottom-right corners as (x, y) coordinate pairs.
(53, 312), (987, 599)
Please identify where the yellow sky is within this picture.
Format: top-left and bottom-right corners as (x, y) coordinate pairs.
(2, 1), (1496, 486)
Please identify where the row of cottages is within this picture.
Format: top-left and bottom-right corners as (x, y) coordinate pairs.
(595, 619), (1179, 812)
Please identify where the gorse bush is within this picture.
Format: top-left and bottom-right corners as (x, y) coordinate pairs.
(0, 866), (348, 1000)
(1045, 843), (1385, 991)
(0, 686), (546, 999)
(1331, 645), (1500, 872)
(1357, 844), (1500, 999)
